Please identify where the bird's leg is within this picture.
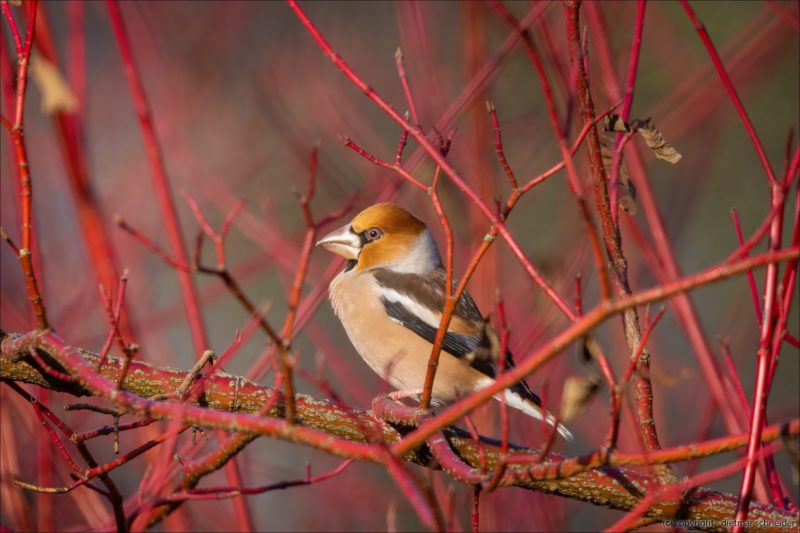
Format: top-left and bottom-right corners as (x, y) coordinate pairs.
(389, 389), (437, 422)
(372, 390), (430, 426)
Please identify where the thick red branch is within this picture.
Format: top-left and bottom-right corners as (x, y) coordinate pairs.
(2, 331), (797, 532)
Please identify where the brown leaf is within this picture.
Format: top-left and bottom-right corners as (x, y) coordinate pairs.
(464, 319), (502, 367)
(599, 142), (637, 214)
(30, 54), (78, 115)
(620, 174), (638, 215)
(603, 113), (631, 132)
(632, 118), (682, 163)
(619, 194), (638, 215)
(560, 375), (600, 423)
(604, 115), (681, 164)
(579, 336), (593, 363)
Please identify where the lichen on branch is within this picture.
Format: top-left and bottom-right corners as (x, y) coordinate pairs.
(2, 329), (796, 532)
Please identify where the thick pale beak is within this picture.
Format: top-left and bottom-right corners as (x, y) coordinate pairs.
(316, 223), (361, 260)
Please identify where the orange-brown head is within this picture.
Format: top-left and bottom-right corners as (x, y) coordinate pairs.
(316, 203), (441, 273)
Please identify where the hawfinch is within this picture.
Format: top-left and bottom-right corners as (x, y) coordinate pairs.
(317, 203), (571, 439)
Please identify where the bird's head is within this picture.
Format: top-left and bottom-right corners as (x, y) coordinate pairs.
(316, 203), (442, 273)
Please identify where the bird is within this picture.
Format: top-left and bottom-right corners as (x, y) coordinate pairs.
(317, 203), (571, 439)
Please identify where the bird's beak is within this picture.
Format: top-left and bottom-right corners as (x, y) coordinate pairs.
(316, 223), (361, 260)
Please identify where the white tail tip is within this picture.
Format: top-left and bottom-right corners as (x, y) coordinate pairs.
(496, 389), (573, 441)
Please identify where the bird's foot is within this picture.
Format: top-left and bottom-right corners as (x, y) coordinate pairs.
(372, 390), (432, 426)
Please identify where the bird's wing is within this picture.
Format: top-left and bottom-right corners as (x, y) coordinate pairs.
(373, 267), (482, 356)
(372, 268), (542, 406)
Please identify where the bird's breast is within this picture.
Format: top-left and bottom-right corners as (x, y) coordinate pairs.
(328, 270), (486, 402)
(329, 271), (405, 382)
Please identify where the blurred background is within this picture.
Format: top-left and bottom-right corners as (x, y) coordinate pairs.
(1, 1), (798, 531)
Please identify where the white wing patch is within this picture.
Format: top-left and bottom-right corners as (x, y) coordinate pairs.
(378, 287), (442, 329)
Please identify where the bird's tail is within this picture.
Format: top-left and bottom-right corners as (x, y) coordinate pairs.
(475, 322), (572, 440)
(495, 389), (573, 441)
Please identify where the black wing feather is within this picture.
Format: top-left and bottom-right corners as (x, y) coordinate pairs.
(379, 297), (480, 358)
(373, 268), (542, 406)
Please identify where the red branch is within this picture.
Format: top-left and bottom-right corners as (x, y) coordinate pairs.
(609, 0), (646, 225)
(680, 0), (778, 186)
(153, 459), (353, 503)
(2, 0), (48, 329)
(731, 208), (765, 326)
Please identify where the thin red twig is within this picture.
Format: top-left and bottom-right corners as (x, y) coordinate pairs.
(156, 459), (353, 502)
(96, 271), (130, 371)
(115, 216), (190, 271)
(610, 0), (646, 226)
(3, 0), (48, 329)
(1, 1), (23, 55)
(28, 347), (75, 383)
(487, 102), (518, 190)
(680, 0), (778, 186)
(6, 381), (128, 531)
(73, 418), (155, 444)
(731, 208), (764, 325)
(395, 47), (420, 127)
(419, 163), (455, 410)
(30, 397), (84, 474)
(719, 340), (751, 418)
(619, 307), (666, 387)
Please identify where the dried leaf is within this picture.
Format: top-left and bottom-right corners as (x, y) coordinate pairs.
(603, 113), (630, 132)
(600, 142), (637, 214)
(604, 115), (681, 164)
(632, 118), (682, 163)
(465, 320), (501, 366)
(30, 54), (78, 114)
(578, 336), (593, 363)
(8, 0), (22, 6)
(599, 142), (617, 176)
(619, 194), (638, 215)
(620, 173), (637, 214)
(560, 375), (600, 423)
(600, 115), (678, 213)
(652, 366), (693, 386)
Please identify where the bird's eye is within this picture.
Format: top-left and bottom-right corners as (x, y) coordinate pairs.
(364, 227), (383, 242)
